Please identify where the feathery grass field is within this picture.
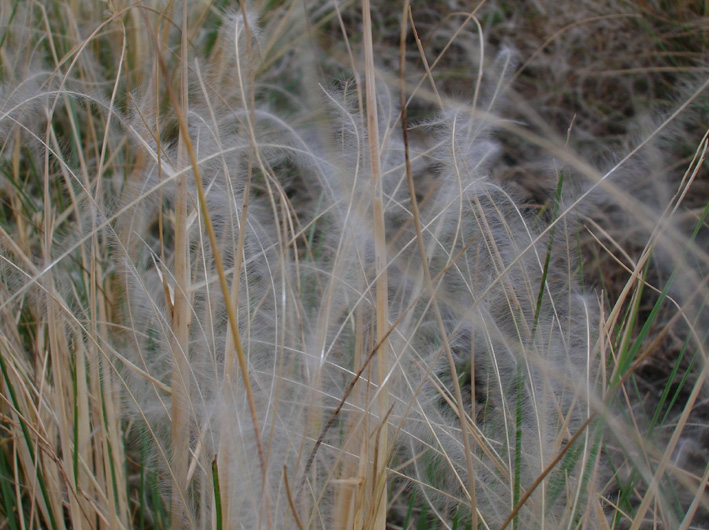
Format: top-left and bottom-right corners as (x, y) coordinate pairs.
(0, 1), (707, 528)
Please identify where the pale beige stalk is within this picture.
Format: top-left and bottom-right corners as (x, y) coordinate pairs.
(169, 3), (194, 528)
(362, 1), (389, 528)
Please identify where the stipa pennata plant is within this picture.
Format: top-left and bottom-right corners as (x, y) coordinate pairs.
(0, 1), (707, 529)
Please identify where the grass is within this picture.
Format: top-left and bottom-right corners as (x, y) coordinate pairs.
(0, 0), (707, 529)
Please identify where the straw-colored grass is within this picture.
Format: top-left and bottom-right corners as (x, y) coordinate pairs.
(0, 1), (707, 529)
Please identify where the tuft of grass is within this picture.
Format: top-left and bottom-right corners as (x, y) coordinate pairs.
(0, 1), (707, 529)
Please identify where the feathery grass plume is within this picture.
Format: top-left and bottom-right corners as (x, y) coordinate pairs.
(391, 107), (603, 528)
(0, 0), (707, 529)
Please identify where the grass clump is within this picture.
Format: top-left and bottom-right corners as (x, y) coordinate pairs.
(0, 1), (707, 529)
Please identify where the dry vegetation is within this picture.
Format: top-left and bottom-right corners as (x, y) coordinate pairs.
(0, 1), (707, 529)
